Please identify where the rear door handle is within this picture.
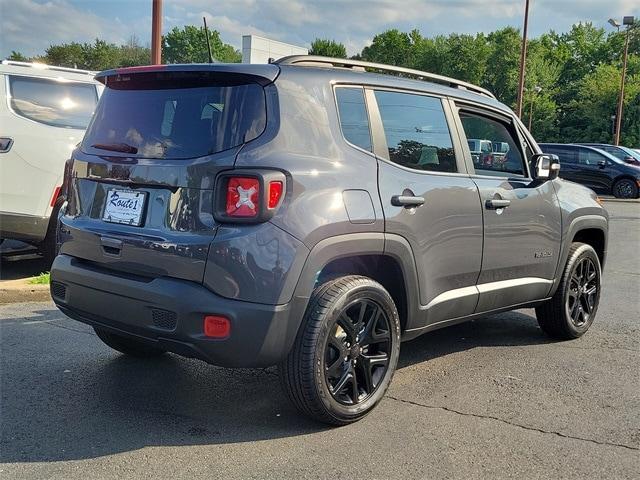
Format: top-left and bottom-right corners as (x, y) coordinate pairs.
(485, 199), (511, 210)
(391, 195), (425, 208)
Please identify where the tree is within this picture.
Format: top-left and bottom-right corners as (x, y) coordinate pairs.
(361, 29), (416, 66)
(560, 60), (640, 145)
(8, 51), (28, 61)
(483, 27), (522, 107)
(309, 38), (347, 58)
(163, 26), (241, 64)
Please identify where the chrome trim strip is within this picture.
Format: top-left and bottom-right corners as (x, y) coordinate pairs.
(425, 277), (553, 310)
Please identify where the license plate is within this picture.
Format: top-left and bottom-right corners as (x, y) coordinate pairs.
(102, 189), (147, 226)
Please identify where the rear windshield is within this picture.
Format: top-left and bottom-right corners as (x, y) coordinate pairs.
(82, 74), (266, 159)
(9, 75), (97, 129)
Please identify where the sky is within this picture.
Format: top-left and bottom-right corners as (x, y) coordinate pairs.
(1, 0), (639, 58)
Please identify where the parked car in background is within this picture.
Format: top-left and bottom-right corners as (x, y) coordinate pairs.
(0, 61), (102, 263)
(50, 56), (608, 425)
(492, 141), (509, 168)
(540, 143), (640, 198)
(577, 143), (640, 166)
(467, 138), (493, 165)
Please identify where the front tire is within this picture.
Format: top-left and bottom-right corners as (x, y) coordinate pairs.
(94, 327), (167, 358)
(612, 178), (638, 199)
(280, 275), (401, 425)
(536, 243), (601, 340)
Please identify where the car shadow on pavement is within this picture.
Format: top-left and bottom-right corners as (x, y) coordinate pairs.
(0, 309), (550, 463)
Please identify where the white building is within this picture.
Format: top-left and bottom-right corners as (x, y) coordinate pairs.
(242, 35), (308, 64)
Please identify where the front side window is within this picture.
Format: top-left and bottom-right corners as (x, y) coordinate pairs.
(374, 90), (457, 173)
(9, 75), (97, 129)
(459, 111), (526, 177)
(335, 87), (372, 152)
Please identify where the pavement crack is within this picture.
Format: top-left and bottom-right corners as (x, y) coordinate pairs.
(385, 395), (639, 451)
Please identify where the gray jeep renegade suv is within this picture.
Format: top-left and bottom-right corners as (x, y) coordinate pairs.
(50, 56), (608, 425)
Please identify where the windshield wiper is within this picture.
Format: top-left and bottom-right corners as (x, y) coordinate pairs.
(91, 142), (138, 154)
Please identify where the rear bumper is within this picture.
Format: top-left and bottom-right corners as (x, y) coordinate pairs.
(50, 254), (307, 367)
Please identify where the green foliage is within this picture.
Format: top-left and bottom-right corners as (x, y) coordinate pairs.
(38, 38), (149, 70)
(310, 38), (347, 58)
(561, 60), (640, 145)
(8, 51), (29, 61)
(361, 29), (417, 66)
(28, 272), (50, 285)
(162, 25), (241, 63)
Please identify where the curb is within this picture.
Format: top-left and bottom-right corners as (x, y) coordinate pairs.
(600, 197), (640, 203)
(0, 283), (51, 304)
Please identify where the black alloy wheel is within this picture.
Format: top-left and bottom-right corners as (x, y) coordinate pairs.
(324, 298), (392, 405)
(566, 256), (598, 328)
(613, 178), (638, 199)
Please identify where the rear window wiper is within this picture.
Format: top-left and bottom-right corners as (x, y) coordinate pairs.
(91, 142), (138, 154)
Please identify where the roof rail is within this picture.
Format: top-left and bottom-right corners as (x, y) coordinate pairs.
(1, 60), (96, 76)
(274, 55), (495, 99)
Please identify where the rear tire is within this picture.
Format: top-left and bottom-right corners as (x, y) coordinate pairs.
(612, 178), (638, 199)
(536, 243), (601, 340)
(94, 327), (167, 358)
(279, 275), (401, 425)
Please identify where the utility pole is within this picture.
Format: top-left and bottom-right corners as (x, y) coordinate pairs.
(151, 0), (163, 65)
(613, 16), (634, 146)
(516, 0), (530, 118)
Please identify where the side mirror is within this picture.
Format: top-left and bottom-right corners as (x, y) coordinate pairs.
(597, 160), (606, 169)
(533, 153), (560, 181)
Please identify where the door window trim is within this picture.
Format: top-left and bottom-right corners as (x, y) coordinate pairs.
(452, 101), (532, 180)
(365, 86), (471, 177)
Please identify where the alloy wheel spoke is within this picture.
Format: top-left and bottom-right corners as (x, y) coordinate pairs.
(349, 366), (360, 403)
(581, 294), (592, 314)
(357, 359), (374, 394)
(585, 285), (597, 296)
(326, 354), (345, 377)
(337, 313), (357, 340)
(331, 368), (351, 394)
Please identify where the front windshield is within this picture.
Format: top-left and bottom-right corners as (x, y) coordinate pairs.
(620, 146), (640, 161)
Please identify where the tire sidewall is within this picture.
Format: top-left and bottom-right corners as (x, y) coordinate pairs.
(561, 245), (602, 336)
(310, 282), (401, 421)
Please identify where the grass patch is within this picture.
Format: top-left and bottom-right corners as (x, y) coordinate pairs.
(28, 272), (50, 285)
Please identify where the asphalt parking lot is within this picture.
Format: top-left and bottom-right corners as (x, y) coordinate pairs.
(1, 200), (638, 479)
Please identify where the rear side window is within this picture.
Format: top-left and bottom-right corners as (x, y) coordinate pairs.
(459, 112), (525, 177)
(543, 145), (577, 164)
(335, 87), (371, 152)
(374, 91), (457, 173)
(8, 75), (97, 129)
(83, 73), (266, 159)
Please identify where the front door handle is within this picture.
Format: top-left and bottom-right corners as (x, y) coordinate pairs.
(391, 195), (425, 208)
(485, 198), (511, 210)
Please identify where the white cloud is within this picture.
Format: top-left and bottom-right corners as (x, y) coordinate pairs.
(0, 0), (131, 56)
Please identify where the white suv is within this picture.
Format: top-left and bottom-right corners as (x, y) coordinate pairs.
(0, 61), (102, 262)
